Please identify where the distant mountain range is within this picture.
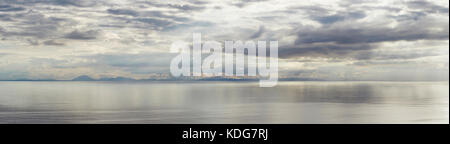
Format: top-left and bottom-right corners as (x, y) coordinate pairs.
(71, 75), (96, 81)
(71, 75), (260, 81)
(72, 75), (135, 81)
(1, 75), (323, 81)
(72, 75), (323, 81)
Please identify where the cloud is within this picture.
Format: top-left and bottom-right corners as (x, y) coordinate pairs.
(250, 26), (265, 39)
(167, 3), (206, 11)
(0, 11), (76, 42)
(0, 0), (99, 7)
(107, 9), (139, 17)
(27, 39), (39, 45)
(0, 4), (25, 12)
(294, 24), (448, 45)
(134, 18), (174, 29)
(64, 30), (99, 40)
(106, 8), (192, 31)
(407, 0), (449, 14)
(279, 43), (375, 59)
(141, 1), (208, 12)
(0, 0), (448, 80)
(280, 3), (449, 60)
(231, 0), (269, 8)
(43, 40), (65, 46)
(313, 11), (366, 24)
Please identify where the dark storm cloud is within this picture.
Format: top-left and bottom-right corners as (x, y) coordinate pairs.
(280, 3), (449, 60)
(353, 50), (443, 61)
(21, 39), (65, 46)
(0, 13), (13, 21)
(0, 5), (25, 12)
(107, 9), (139, 17)
(0, 0), (99, 7)
(231, 0), (269, 8)
(64, 30), (99, 40)
(43, 40), (64, 46)
(407, 0), (449, 14)
(351, 59), (431, 66)
(279, 43), (375, 59)
(49, 0), (98, 7)
(313, 11), (366, 24)
(291, 5), (331, 14)
(281, 24), (448, 59)
(313, 15), (345, 24)
(188, 0), (209, 5)
(290, 5), (367, 25)
(285, 0), (447, 59)
(294, 25), (448, 45)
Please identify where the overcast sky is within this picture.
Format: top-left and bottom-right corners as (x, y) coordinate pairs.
(0, 0), (448, 81)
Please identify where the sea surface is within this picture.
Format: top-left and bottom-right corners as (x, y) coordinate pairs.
(0, 81), (448, 124)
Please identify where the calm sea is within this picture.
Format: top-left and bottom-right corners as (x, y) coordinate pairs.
(0, 81), (448, 124)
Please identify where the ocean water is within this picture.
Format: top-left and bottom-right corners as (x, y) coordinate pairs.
(0, 81), (448, 124)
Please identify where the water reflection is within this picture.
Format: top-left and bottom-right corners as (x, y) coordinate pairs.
(0, 81), (448, 123)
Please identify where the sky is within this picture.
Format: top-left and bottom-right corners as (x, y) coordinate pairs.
(0, 0), (448, 81)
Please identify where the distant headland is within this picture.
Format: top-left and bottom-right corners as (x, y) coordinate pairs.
(0, 75), (322, 82)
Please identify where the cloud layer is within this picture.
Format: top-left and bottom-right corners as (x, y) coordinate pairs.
(0, 0), (448, 80)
